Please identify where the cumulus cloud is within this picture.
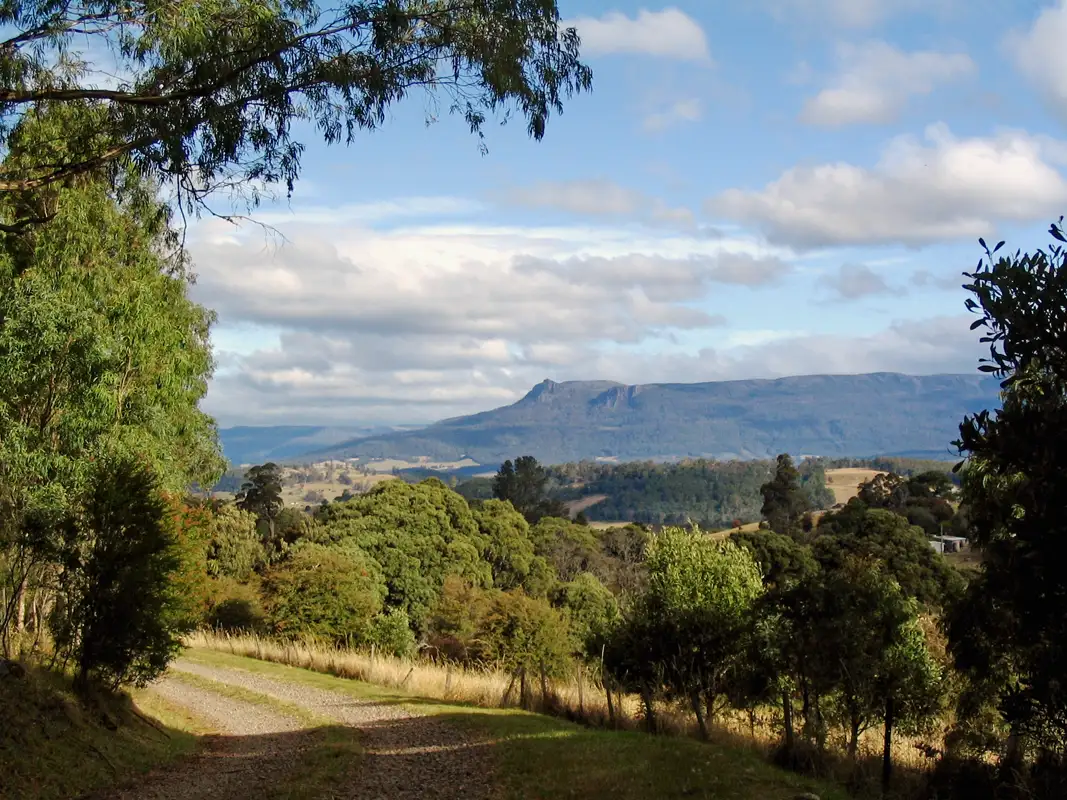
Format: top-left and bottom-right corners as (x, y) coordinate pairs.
(912, 269), (967, 291)
(565, 8), (712, 62)
(644, 98), (703, 132)
(580, 315), (982, 387)
(1005, 1), (1067, 118)
(709, 124), (1067, 248)
(190, 218), (800, 424)
(502, 179), (696, 227)
(819, 263), (892, 300)
(801, 42), (975, 126)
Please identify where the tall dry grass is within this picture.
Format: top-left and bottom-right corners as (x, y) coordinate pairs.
(186, 629), (937, 789)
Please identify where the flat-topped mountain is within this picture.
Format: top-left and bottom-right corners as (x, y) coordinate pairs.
(300, 372), (1001, 466)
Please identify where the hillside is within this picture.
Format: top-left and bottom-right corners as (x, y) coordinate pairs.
(218, 425), (411, 466)
(305, 373), (1001, 466)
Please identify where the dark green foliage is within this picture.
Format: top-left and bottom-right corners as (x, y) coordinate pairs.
(734, 530), (818, 591)
(553, 572), (619, 654)
(474, 499), (540, 591)
(313, 479), (491, 627)
(493, 456), (568, 523)
(455, 476), (495, 503)
(236, 462), (284, 543)
(761, 454), (813, 536)
(367, 609), (417, 658)
(814, 506), (963, 608)
(551, 458), (833, 529)
(479, 589), (574, 678)
(949, 222), (1067, 761)
(206, 589), (268, 634)
(530, 517), (604, 583)
(204, 504), (265, 581)
(51, 457), (189, 690)
(262, 542), (385, 644)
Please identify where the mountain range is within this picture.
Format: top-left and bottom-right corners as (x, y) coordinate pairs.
(218, 424), (413, 467)
(218, 372), (1001, 468)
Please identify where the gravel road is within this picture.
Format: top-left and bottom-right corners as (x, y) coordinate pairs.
(94, 656), (496, 800)
(169, 658), (495, 800)
(89, 676), (313, 800)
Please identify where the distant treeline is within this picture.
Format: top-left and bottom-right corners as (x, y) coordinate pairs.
(468, 458), (838, 529)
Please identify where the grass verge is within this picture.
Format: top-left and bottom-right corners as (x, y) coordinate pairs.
(0, 663), (205, 800)
(183, 647), (847, 800)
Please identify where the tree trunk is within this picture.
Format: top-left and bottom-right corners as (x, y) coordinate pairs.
(519, 667), (528, 710)
(813, 691), (826, 752)
(13, 577), (25, 633)
(539, 660), (549, 711)
(782, 689), (795, 752)
(501, 669), (518, 706)
(604, 675), (616, 728)
(641, 686), (656, 733)
(705, 676), (718, 727)
(848, 713), (861, 760)
(882, 696), (894, 794)
(691, 690), (709, 741)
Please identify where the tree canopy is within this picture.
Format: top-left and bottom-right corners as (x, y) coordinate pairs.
(0, 0), (591, 224)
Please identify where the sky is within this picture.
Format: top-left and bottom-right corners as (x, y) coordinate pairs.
(186, 0), (1067, 428)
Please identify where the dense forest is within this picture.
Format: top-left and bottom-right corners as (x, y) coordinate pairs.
(547, 458), (836, 527)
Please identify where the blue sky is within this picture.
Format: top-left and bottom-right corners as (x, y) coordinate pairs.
(188, 1), (1067, 426)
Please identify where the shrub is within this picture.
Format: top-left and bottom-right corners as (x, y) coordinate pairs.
(204, 579), (267, 633)
(367, 609), (417, 658)
(262, 542), (386, 644)
(51, 456), (191, 690)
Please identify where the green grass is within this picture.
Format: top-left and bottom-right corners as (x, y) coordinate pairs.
(183, 648), (847, 800)
(0, 663), (206, 800)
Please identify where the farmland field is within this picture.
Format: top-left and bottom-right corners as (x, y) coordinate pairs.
(824, 468), (884, 505)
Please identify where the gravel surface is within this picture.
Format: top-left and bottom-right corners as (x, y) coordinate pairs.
(89, 676), (313, 800)
(169, 658), (496, 800)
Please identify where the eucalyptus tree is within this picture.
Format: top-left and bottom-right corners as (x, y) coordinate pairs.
(0, 0), (591, 226)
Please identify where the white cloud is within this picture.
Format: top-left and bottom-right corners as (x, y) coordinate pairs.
(643, 98), (703, 132)
(801, 42), (975, 126)
(579, 315), (982, 387)
(565, 8), (712, 62)
(192, 218), (796, 424)
(502, 179), (696, 227)
(819, 263), (892, 300)
(1005, 1), (1067, 118)
(709, 124), (1067, 248)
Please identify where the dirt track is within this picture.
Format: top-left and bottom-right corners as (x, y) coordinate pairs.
(95, 656), (494, 800)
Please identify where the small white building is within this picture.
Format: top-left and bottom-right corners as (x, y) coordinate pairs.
(929, 539), (945, 554)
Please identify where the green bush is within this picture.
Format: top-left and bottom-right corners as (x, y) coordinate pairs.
(262, 542), (386, 644)
(204, 579), (267, 633)
(367, 609), (417, 658)
(51, 456), (191, 690)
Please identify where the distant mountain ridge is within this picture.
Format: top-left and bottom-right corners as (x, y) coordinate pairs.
(218, 424), (410, 467)
(298, 372), (1002, 466)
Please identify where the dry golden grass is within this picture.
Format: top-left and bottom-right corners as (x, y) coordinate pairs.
(186, 629), (936, 784)
(824, 468), (885, 505)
